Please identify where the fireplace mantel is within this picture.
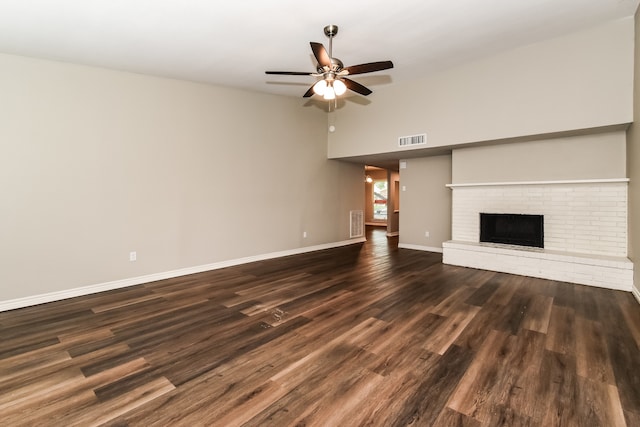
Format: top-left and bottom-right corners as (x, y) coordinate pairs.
(446, 178), (629, 188)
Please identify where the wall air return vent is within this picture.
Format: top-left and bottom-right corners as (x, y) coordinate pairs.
(398, 133), (426, 147)
(350, 210), (364, 238)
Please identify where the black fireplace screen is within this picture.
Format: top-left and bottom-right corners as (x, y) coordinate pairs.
(480, 213), (544, 248)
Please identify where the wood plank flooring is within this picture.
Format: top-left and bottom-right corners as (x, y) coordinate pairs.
(1, 227), (639, 426)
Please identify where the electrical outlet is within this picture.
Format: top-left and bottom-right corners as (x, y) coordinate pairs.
(303, 231), (307, 238)
(129, 251), (137, 262)
(425, 231), (430, 238)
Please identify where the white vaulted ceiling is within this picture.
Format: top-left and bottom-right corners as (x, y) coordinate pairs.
(0, 0), (638, 98)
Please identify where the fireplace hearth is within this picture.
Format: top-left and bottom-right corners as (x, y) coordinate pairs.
(480, 213), (544, 248)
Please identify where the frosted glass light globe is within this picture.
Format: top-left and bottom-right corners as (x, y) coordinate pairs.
(313, 80), (327, 95)
(333, 79), (347, 95)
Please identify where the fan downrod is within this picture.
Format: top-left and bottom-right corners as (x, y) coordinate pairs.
(324, 25), (338, 38)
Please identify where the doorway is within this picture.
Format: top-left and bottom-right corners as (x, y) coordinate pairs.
(364, 166), (388, 227)
(372, 179), (388, 222)
(364, 165), (399, 237)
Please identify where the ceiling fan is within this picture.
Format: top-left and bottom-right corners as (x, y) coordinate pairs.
(265, 25), (394, 100)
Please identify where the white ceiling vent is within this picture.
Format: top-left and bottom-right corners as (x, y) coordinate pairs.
(398, 133), (427, 147)
(350, 210), (364, 238)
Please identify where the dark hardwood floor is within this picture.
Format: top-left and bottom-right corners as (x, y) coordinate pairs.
(1, 226), (640, 426)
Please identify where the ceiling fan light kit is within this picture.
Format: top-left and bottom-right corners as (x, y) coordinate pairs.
(313, 79), (346, 99)
(265, 25), (393, 101)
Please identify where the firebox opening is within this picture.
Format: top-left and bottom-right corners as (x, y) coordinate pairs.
(480, 213), (544, 248)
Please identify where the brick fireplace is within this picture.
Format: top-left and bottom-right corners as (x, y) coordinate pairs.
(442, 179), (633, 291)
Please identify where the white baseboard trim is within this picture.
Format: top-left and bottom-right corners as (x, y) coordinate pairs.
(633, 285), (640, 305)
(398, 243), (443, 253)
(0, 237), (366, 312)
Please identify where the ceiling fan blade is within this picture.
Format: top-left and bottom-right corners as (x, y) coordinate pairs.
(310, 42), (332, 68)
(343, 61), (394, 75)
(303, 85), (315, 98)
(343, 78), (372, 96)
(265, 71), (313, 75)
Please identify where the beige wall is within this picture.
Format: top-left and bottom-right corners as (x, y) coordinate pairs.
(328, 18), (633, 160)
(452, 131), (627, 184)
(628, 8), (640, 299)
(0, 52), (364, 302)
(3, 15), (637, 305)
(398, 155), (452, 250)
